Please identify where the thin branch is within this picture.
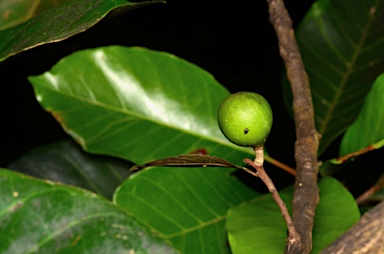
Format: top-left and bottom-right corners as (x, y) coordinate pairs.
(265, 0), (319, 253)
(356, 172), (384, 205)
(244, 158), (300, 244)
(335, 145), (375, 163)
(265, 156), (296, 176)
(242, 167), (259, 178)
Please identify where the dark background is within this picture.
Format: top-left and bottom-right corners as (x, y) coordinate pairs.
(2, 0), (379, 196)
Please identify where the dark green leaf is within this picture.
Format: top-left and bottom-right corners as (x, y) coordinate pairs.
(0, 168), (178, 254)
(284, 0), (384, 154)
(226, 177), (360, 254)
(320, 73), (384, 176)
(359, 205), (375, 215)
(0, 0), (74, 31)
(114, 167), (260, 253)
(130, 154), (246, 171)
(319, 157), (352, 177)
(0, 0), (164, 62)
(28, 46), (257, 166)
(7, 139), (131, 199)
(340, 73), (384, 156)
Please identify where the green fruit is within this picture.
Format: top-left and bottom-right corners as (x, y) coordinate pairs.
(218, 91), (273, 147)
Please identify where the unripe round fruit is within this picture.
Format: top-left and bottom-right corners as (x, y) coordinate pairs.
(218, 92), (273, 147)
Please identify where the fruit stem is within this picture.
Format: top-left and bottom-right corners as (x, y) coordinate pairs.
(254, 146), (264, 166)
(243, 158), (301, 246)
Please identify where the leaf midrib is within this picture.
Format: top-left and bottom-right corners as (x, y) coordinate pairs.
(165, 214), (226, 239)
(35, 82), (253, 156)
(319, 1), (379, 136)
(29, 212), (123, 253)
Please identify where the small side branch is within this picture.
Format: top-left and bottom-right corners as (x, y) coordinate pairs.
(356, 172), (384, 205)
(244, 158), (301, 245)
(265, 0), (319, 253)
(265, 156), (296, 176)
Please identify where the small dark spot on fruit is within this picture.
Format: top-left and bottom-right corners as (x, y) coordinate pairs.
(244, 128), (249, 134)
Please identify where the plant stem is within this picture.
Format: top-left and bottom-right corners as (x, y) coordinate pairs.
(266, 0), (319, 253)
(335, 145), (375, 163)
(254, 146), (264, 166)
(270, 159), (296, 176)
(265, 154), (296, 176)
(356, 173), (384, 205)
(243, 157), (300, 244)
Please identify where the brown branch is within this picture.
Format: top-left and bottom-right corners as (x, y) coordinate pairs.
(356, 172), (384, 205)
(265, 156), (296, 176)
(266, 0), (319, 253)
(244, 158), (300, 245)
(335, 145), (375, 163)
(320, 201), (384, 253)
(242, 167), (260, 178)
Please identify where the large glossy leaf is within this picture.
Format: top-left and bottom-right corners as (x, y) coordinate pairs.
(226, 177), (360, 254)
(113, 167), (260, 253)
(320, 73), (384, 175)
(0, 0), (73, 31)
(0, 0), (163, 62)
(0, 168), (178, 254)
(28, 46), (256, 166)
(8, 139), (131, 199)
(340, 73), (384, 156)
(284, 0), (384, 154)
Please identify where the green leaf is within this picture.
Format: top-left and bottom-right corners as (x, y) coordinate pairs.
(227, 190), (289, 254)
(0, 168), (178, 254)
(0, 0), (164, 62)
(113, 167), (260, 253)
(0, 0), (74, 31)
(340, 73), (384, 156)
(226, 177), (360, 254)
(284, 0), (384, 154)
(312, 178), (360, 253)
(319, 158), (352, 177)
(28, 46), (255, 166)
(7, 139), (132, 199)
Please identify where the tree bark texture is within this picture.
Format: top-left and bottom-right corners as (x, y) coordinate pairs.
(266, 0), (320, 253)
(321, 201), (384, 254)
